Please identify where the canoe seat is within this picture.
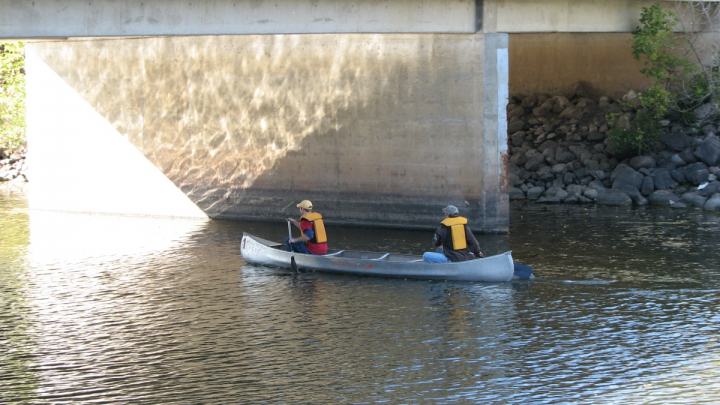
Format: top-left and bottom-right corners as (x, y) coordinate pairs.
(370, 253), (391, 261)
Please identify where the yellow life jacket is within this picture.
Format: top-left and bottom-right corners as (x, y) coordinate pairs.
(300, 212), (327, 243)
(440, 216), (468, 250)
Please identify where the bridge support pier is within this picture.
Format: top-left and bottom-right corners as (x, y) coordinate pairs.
(26, 32), (509, 231)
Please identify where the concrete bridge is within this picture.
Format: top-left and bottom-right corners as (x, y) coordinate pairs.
(2, 0), (710, 231)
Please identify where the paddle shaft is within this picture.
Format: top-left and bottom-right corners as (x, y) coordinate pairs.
(288, 220), (298, 273)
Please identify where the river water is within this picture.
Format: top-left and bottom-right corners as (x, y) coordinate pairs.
(2, 190), (720, 404)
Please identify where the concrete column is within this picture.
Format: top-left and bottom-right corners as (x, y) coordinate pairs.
(482, 33), (510, 233)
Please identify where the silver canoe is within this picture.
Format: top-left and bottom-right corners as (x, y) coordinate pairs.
(240, 232), (515, 282)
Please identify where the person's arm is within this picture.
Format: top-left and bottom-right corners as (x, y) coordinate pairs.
(432, 227), (443, 247)
(465, 225), (483, 258)
(290, 234), (310, 243)
(290, 223), (314, 243)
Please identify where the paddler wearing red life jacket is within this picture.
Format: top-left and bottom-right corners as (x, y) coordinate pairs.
(285, 199), (329, 255)
(422, 205), (483, 263)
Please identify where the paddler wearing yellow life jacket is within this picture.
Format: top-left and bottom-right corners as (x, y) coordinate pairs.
(422, 205), (483, 263)
(286, 199), (328, 255)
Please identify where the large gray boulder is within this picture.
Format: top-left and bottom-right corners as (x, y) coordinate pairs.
(569, 145), (591, 160)
(669, 154), (686, 167)
(555, 148), (576, 164)
(694, 134), (720, 166)
(611, 165), (644, 190)
(684, 162), (710, 186)
(559, 106), (583, 120)
(508, 118), (525, 133)
(510, 131), (526, 147)
(563, 172), (577, 185)
(694, 103), (715, 122)
(510, 152), (529, 167)
(521, 95), (537, 109)
(551, 163), (568, 175)
(537, 140), (560, 154)
(680, 192), (708, 208)
(640, 176), (655, 196)
(670, 169), (686, 184)
(596, 189), (633, 206)
(679, 148), (698, 164)
(618, 185), (649, 205)
(704, 194), (720, 211)
(526, 186), (544, 200)
(629, 155), (656, 170)
(588, 180), (606, 191)
(566, 184), (585, 197)
(545, 187), (569, 199)
(653, 168), (679, 190)
(662, 131), (695, 152)
(524, 154), (545, 171)
(648, 190), (680, 206)
(509, 187), (526, 200)
(508, 105), (526, 120)
(583, 188), (599, 200)
(700, 181), (720, 197)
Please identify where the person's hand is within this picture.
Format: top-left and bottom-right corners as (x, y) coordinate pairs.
(477, 252), (483, 258)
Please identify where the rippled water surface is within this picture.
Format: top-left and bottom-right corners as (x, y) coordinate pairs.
(2, 192), (720, 404)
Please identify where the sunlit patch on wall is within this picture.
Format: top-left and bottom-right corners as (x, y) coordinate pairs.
(25, 46), (208, 219)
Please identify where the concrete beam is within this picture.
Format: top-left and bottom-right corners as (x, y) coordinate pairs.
(0, 0), (477, 38)
(483, 0), (712, 33)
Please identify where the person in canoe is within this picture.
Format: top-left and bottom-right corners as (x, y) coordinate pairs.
(423, 205), (483, 263)
(286, 199), (329, 255)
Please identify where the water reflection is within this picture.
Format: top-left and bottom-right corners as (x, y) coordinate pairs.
(2, 195), (720, 403)
(509, 202), (720, 286)
(0, 193), (37, 403)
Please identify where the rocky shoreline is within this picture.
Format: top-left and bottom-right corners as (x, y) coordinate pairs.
(0, 147), (28, 192)
(507, 90), (720, 211)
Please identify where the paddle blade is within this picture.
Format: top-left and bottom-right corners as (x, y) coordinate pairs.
(513, 262), (533, 279)
(291, 256), (298, 273)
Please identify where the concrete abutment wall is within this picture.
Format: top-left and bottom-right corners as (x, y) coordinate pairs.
(26, 33), (510, 231)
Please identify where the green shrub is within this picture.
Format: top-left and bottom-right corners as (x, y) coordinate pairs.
(607, 108), (663, 156)
(632, 4), (694, 88)
(608, 4), (695, 155)
(0, 42), (26, 151)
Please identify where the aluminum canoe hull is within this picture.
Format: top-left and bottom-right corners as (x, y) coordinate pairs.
(240, 232), (515, 282)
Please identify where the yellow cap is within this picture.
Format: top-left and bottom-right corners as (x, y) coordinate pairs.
(296, 200), (313, 209)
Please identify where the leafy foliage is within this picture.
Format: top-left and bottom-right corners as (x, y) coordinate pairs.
(0, 42), (26, 151)
(609, 5), (693, 155)
(608, 109), (663, 156)
(632, 4), (695, 87)
(671, 1), (720, 123)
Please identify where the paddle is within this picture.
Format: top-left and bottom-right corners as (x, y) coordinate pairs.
(513, 262), (533, 279)
(288, 220), (299, 274)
